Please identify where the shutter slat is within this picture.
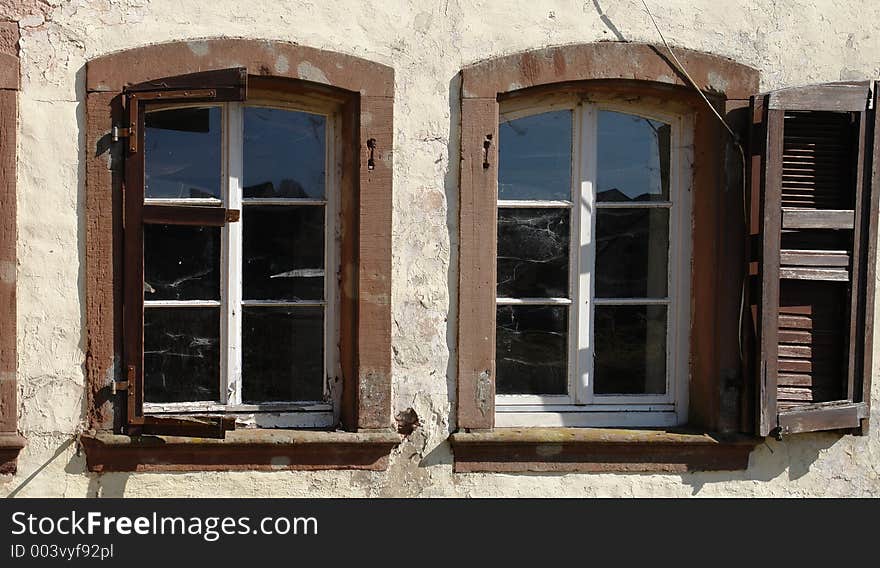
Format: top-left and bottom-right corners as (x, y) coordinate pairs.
(779, 111), (856, 211)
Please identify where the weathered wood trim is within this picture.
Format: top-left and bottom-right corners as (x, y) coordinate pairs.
(767, 81), (871, 112)
(450, 428), (759, 473)
(457, 98), (498, 430)
(758, 108), (784, 437)
(142, 204), (231, 227)
(356, 95), (393, 430)
(86, 92), (124, 432)
(80, 430), (400, 472)
(0, 23), (20, 474)
(0, 22), (19, 90)
(860, 82), (880, 435)
(781, 209), (855, 230)
(777, 401), (867, 435)
(744, 95), (766, 436)
(85, 40), (394, 458)
(754, 82), (876, 437)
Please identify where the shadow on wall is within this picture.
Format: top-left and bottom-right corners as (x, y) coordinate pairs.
(4, 438), (77, 498)
(592, 0), (628, 41)
(86, 471), (131, 498)
(3, 437), (131, 498)
(680, 433), (842, 495)
(444, 72), (462, 434)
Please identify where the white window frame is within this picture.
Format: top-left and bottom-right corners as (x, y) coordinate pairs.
(142, 97), (341, 428)
(495, 95), (693, 428)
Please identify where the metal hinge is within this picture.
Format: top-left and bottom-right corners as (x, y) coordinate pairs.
(112, 125), (131, 142)
(112, 380), (129, 395)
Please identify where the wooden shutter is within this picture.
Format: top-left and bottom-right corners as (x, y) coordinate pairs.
(120, 68), (246, 438)
(750, 81), (877, 437)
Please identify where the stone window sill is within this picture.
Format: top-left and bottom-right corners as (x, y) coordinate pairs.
(449, 428), (760, 473)
(80, 429), (400, 472)
(0, 433), (26, 475)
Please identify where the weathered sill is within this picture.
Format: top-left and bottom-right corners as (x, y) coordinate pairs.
(450, 428), (760, 473)
(0, 433), (27, 475)
(80, 429), (401, 472)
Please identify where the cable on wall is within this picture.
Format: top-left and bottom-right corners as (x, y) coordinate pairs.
(640, 0), (751, 367)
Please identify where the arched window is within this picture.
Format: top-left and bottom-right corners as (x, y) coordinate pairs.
(453, 43), (764, 472)
(81, 40), (398, 471)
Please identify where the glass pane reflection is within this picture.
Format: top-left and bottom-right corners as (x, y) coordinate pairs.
(145, 107), (222, 200)
(597, 110), (670, 202)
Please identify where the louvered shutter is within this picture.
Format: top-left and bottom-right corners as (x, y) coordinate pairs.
(120, 68), (246, 438)
(750, 81), (877, 437)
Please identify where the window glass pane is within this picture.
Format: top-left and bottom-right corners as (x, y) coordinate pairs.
(244, 107), (326, 199)
(594, 305), (667, 395)
(144, 307), (220, 403)
(497, 208), (569, 298)
(145, 107), (222, 200)
(496, 305), (567, 395)
(499, 110), (572, 201)
(144, 224), (220, 301)
(242, 306), (324, 402)
(243, 206), (325, 301)
(595, 208), (669, 298)
(597, 111), (670, 202)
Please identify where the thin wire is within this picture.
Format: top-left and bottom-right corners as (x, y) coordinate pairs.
(640, 0), (750, 365)
(640, 0), (739, 143)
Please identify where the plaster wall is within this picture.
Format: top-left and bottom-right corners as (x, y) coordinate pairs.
(2, 0), (880, 497)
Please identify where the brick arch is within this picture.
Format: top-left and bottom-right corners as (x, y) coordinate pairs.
(87, 38), (393, 97)
(461, 42), (759, 99)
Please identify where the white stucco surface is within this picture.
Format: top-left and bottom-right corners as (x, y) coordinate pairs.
(2, 0), (879, 497)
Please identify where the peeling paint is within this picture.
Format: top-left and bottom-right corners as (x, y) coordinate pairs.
(187, 41), (210, 57)
(296, 61), (328, 84)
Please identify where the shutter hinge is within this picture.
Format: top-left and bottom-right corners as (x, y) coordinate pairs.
(770, 426), (783, 441)
(112, 380), (129, 395)
(112, 125), (132, 142)
(225, 209), (241, 223)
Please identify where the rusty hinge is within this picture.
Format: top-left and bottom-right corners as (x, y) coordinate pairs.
(112, 380), (129, 395)
(225, 209), (241, 223)
(112, 126), (131, 142)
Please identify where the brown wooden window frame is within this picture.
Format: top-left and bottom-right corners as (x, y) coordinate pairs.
(80, 39), (398, 472)
(452, 43), (764, 473)
(0, 21), (25, 475)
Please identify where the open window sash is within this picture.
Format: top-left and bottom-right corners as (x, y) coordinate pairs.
(750, 80), (877, 437)
(120, 67), (247, 438)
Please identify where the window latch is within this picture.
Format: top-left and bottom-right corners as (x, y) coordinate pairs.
(367, 138), (377, 170)
(225, 209), (241, 223)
